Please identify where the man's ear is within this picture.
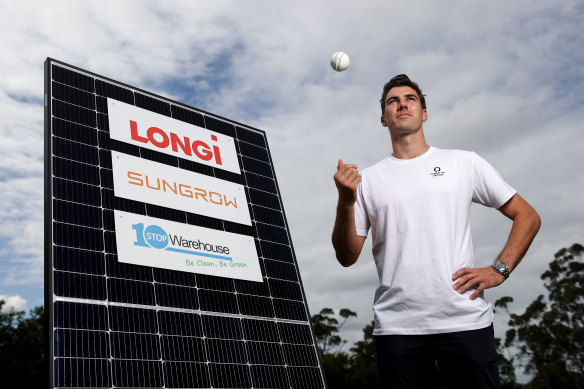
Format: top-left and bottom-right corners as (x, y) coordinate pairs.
(422, 109), (428, 122)
(381, 116), (388, 127)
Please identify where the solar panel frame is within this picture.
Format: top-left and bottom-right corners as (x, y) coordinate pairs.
(44, 58), (327, 389)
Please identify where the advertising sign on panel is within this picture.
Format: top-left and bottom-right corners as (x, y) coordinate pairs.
(111, 151), (252, 225)
(114, 210), (262, 282)
(108, 98), (240, 174)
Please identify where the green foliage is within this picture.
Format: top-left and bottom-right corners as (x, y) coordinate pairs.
(495, 336), (523, 389)
(321, 352), (352, 388)
(346, 320), (378, 388)
(0, 301), (46, 387)
(310, 307), (356, 357)
(497, 243), (584, 388)
(311, 308), (377, 388)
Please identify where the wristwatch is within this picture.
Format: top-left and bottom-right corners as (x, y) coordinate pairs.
(492, 260), (510, 279)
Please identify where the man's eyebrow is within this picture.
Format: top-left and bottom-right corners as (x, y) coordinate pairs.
(386, 94), (418, 102)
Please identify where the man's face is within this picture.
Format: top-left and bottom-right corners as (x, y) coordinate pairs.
(381, 86), (427, 135)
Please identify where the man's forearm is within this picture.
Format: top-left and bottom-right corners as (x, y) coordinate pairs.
(497, 198), (541, 273)
(332, 159), (364, 267)
(332, 204), (362, 267)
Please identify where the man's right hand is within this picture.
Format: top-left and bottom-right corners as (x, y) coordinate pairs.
(334, 159), (361, 206)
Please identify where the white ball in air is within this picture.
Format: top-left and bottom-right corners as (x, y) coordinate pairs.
(330, 52), (350, 72)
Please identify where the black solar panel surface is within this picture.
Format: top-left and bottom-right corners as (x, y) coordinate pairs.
(46, 59), (325, 389)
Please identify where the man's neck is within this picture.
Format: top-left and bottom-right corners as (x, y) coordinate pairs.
(390, 131), (430, 160)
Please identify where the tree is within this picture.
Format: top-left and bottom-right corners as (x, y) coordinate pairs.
(0, 301), (46, 387)
(496, 243), (584, 388)
(317, 320), (378, 389)
(346, 320), (378, 388)
(310, 307), (356, 358)
(311, 307), (377, 388)
(494, 335), (523, 389)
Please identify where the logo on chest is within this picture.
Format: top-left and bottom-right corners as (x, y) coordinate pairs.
(430, 166), (446, 177)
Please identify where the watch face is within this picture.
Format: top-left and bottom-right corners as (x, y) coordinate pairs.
(493, 261), (509, 278)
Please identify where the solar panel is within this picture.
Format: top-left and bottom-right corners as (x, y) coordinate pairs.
(44, 58), (326, 389)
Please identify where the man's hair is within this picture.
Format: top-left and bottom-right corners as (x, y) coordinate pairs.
(380, 74), (426, 113)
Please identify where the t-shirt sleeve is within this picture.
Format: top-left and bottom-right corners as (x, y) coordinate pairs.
(471, 152), (517, 209)
(354, 180), (370, 237)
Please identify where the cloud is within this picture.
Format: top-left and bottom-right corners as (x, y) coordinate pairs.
(0, 295), (27, 313)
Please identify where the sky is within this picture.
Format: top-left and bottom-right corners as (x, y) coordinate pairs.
(1, 0), (583, 379)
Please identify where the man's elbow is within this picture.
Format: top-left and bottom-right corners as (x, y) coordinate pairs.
(336, 253), (358, 267)
(530, 209), (542, 235)
(332, 240), (360, 267)
(519, 204), (541, 238)
(331, 234), (364, 267)
(511, 195), (541, 236)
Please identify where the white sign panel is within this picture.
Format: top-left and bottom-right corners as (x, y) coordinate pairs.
(114, 210), (262, 282)
(111, 151), (252, 225)
(108, 98), (240, 174)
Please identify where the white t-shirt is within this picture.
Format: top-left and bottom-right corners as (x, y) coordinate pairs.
(354, 147), (516, 335)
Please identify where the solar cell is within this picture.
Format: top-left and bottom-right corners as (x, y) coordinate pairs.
(45, 58), (326, 388)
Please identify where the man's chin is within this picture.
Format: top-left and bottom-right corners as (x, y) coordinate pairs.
(389, 125), (422, 135)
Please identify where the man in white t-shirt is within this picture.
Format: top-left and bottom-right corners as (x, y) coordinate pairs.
(332, 74), (541, 388)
